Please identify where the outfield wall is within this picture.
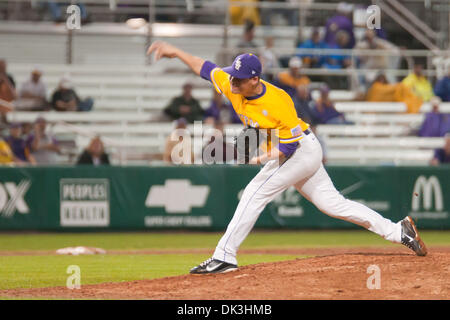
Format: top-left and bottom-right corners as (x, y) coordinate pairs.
(0, 165), (448, 230)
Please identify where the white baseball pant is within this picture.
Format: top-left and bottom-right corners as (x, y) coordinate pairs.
(213, 131), (402, 265)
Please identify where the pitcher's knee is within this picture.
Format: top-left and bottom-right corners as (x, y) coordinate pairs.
(313, 193), (351, 218)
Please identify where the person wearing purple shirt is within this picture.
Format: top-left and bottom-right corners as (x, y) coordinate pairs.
(418, 97), (450, 137)
(204, 90), (241, 124)
(431, 134), (450, 165)
(324, 3), (355, 49)
(5, 123), (36, 164)
(310, 85), (351, 124)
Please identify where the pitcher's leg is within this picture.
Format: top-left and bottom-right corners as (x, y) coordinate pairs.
(213, 133), (323, 265)
(295, 164), (402, 243)
(213, 161), (288, 265)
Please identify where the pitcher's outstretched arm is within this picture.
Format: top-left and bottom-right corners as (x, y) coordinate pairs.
(147, 41), (205, 76)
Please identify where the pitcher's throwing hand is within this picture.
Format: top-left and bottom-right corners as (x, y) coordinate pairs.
(147, 41), (180, 61)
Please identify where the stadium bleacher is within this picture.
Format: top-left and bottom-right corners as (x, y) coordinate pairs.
(1, 1), (449, 166)
(5, 58), (449, 166)
(6, 51), (449, 166)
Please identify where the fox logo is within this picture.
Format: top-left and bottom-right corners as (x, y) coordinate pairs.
(0, 180), (31, 218)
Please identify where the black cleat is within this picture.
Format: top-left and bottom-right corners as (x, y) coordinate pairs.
(189, 258), (238, 274)
(401, 216), (428, 256)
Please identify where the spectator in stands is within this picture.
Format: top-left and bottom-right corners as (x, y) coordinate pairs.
(276, 56), (310, 98)
(163, 82), (204, 123)
(0, 59), (16, 89)
(76, 136), (110, 165)
(0, 59), (16, 103)
(322, 30), (352, 70)
(310, 85), (350, 125)
(355, 29), (399, 69)
(5, 123), (36, 165)
(163, 118), (194, 164)
(51, 76), (93, 112)
(45, 1), (88, 23)
(229, 0), (260, 26)
(0, 137), (14, 165)
(235, 19), (259, 58)
(27, 117), (61, 165)
(430, 133), (450, 165)
(0, 99), (13, 129)
(21, 122), (33, 142)
(16, 67), (49, 111)
(434, 64), (450, 102)
(260, 0), (298, 26)
(297, 28), (327, 68)
(260, 37), (279, 81)
(402, 64), (434, 102)
(202, 121), (237, 164)
(366, 73), (423, 114)
(0, 60), (16, 124)
(418, 97), (450, 137)
(355, 29), (400, 85)
(204, 90), (241, 125)
(293, 84), (317, 125)
(324, 2), (355, 49)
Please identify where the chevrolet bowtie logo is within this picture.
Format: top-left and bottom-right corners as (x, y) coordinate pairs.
(145, 179), (210, 213)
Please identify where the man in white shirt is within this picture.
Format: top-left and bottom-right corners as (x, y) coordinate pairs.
(355, 29), (400, 85)
(28, 117), (61, 165)
(260, 37), (279, 82)
(17, 67), (48, 111)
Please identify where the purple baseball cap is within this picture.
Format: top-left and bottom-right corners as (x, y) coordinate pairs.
(222, 53), (262, 79)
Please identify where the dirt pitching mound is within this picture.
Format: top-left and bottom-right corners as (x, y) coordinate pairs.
(1, 248), (449, 300)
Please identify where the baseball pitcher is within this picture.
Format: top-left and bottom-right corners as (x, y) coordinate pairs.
(147, 41), (427, 274)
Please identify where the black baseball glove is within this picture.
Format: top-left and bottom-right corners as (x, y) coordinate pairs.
(234, 126), (261, 164)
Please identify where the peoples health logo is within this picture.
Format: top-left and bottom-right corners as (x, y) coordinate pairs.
(0, 180), (31, 218)
(145, 179), (211, 227)
(60, 179), (110, 227)
(410, 175), (448, 220)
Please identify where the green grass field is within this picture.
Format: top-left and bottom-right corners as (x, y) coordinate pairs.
(0, 231), (449, 293)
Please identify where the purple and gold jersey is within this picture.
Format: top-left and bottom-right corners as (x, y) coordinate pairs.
(201, 61), (310, 156)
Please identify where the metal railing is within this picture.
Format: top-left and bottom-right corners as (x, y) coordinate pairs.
(1, 24), (448, 92)
(374, 0), (439, 51)
(0, 1), (448, 84)
(49, 120), (132, 165)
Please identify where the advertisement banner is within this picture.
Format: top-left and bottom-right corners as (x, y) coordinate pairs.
(0, 165), (448, 230)
(399, 167), (450, 228)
